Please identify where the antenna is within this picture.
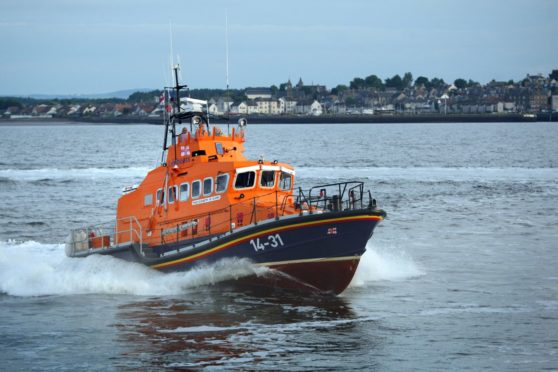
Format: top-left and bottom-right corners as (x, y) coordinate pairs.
(160, 23), (175, 165)
(225, 11), (231, 135)
(162, 63), (170, 90)
(226, 12), (230, 91)
(169, 20), (174, 70)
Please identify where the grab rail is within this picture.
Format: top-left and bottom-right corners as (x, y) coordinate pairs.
(67, 181), (377, 256)
(66, 216), (142, 257)
(153, 181), (377, 249)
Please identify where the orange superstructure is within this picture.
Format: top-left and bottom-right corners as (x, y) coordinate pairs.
(115, 121), (297, 251)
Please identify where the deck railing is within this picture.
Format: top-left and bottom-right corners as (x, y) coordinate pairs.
(154, 181), (376, 249)
(67, 181), (377, 257)
(66, 216), (142, 256)
(302, 181), (374, 213)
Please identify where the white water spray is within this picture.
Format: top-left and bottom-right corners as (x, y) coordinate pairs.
(0, 240), (268, 297)
(350, 241), (424, 287)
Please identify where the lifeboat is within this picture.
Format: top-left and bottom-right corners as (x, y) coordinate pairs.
(66, 67), (386, 294)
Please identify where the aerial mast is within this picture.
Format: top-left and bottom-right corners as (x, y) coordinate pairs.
(225, 12), (230, 135)
(162, 65), (188, 156)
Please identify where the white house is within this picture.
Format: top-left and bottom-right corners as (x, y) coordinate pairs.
(278, 97), (297, 114)
(83, 106), (97, 115)
(237, 102), (248, 114)
(295, 100), (323, 115)
(247, 101), (259, 114)
(255, 99), (281, 115)
(208, 103), (219, 115)
(46, 106), (58, 116)
(310, 100), (323, 116)
(67, 105), (81, 116)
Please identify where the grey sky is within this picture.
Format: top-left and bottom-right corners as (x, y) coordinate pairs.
(1, 0), (556, 95)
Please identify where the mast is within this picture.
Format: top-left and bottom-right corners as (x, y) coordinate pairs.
(171, 65), (184, 164)
(162, 65), (187, 152)
(162, 21), (175, 156)
(225, 12), (230, 135)
(162, 96), (169, 153)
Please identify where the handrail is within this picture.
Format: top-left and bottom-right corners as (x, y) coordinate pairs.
(306, 181), (366, 213)
(129, 215), (143, 256)
(67, 181), (378, 257)
(67, 216), (143, 257)
(153, 181), (376, 248)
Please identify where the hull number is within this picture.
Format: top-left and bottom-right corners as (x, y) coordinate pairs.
(250, 234), (284, 252)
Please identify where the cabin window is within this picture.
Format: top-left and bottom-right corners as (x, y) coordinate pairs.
(216, 173), (229, 193)
(192, 180), (201, 199)
(179, 182), (189, 202)
(144, 194), (153, 206)
(168, 186), (178, 204)
(279, 172), (292, 190)
(260, 170), (275, 188)
(203, 177), (213, 196)
(215, 142), (224, 155)
(234, 171), (256, 189)
(156, 188), (165, 205)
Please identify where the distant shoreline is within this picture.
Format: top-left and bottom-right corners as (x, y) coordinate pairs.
(0, 113), (556, 126)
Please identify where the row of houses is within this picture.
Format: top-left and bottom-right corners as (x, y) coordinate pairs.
(331, 74), (557, 114)
(5, 95), (554, 120)
(3, 72), (557, 120)
(3, 102), (161, 119)
(208, 97), (322, 116)
(2, 98), (325, 119)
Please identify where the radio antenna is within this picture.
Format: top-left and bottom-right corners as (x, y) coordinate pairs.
(225, 11), (231, 135)
(169, 20), (174, 69)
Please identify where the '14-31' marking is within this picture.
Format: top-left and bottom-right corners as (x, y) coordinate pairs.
(250, 234), (284, 252)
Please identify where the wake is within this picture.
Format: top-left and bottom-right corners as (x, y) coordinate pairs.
(0, 240), (423, 297)
(0, 166), (150, 183)
(0, 240), (266, 297)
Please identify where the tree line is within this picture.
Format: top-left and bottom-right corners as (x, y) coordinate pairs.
(330, 72), (482, 95)
(3, 70), (556, 110)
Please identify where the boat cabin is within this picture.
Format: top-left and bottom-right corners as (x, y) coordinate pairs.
(114, 115), (297, 253)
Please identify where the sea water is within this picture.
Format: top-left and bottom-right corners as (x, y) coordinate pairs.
(0, 122), (557, 370)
